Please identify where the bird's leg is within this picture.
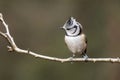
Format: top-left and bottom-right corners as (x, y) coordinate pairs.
(68, 53), (75, 63)
(82, 54), (88, 60)
(72, 54), (75, 58)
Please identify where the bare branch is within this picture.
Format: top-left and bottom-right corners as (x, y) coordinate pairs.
(0, 13), (120, 63)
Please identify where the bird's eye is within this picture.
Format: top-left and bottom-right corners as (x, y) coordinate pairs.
(73, 25), (77, 28)
(66, 28), (71, 30)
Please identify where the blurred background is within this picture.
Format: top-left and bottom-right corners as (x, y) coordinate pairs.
(0, 0), (120, 80)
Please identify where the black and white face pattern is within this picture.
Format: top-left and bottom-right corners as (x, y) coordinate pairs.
(63, 17), (83, 37)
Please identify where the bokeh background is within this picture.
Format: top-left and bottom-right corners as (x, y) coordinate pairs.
(0, 0), (120, 80)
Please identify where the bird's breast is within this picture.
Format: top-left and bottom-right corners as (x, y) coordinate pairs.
(65, 34), (86, 54)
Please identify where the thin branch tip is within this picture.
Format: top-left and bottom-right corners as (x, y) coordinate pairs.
(27, 48), (30, 54)
(7, 46), (13, 52)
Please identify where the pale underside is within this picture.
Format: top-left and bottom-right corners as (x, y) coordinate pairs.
(65, 34), (86, 55)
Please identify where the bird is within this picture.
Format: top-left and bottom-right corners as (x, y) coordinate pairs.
(61, 17), (88, 59)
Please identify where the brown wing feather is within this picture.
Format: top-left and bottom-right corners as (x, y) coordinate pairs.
(82, 35), (87, 54)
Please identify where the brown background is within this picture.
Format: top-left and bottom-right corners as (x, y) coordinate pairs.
(0, 0), (120, 80)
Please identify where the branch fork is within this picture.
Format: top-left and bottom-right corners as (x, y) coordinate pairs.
(0, 13), (120, 63)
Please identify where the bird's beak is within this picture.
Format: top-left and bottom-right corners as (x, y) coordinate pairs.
(60, 27), (64, 30)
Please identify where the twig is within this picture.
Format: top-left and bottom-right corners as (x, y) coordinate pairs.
(0, 13), (120, 63)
